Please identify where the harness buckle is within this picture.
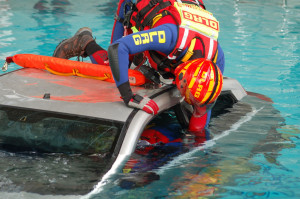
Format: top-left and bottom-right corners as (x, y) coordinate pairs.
(123, 2), (136, 28)
(174, 48), (183, 57)
(139, 65), (161, 84)
(123, 10), (133, 28)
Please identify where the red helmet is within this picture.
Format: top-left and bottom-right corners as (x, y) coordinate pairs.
(175, 58), (223, 106)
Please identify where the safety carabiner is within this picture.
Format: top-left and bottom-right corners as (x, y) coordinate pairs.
(2, 61), (8, 72)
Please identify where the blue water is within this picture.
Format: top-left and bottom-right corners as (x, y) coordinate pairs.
(0, 0), (300, 198)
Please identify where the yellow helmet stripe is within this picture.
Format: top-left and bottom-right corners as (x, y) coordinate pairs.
(179, 59), (195, 78)
(208, 68), (223, 103)
(200, 64), (216, 103)
(188, 60), (204, 89)
(200, 69), (215, 103)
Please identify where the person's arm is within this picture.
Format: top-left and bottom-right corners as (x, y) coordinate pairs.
(215, 43), (225, 74)
(108, 23), (177, 114)
(111, 0), (133, 43)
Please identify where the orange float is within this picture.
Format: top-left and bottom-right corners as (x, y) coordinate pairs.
(4, 54), (146, 86)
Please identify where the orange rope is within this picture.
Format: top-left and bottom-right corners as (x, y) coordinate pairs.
(45, 64), (111, 81)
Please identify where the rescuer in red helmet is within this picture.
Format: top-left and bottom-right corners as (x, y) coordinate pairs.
(53, 0), (225, 134)
(175, 58), (223, 135)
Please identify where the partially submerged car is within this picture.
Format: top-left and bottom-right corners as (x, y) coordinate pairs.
(0, 67), (247, 156)
(0, 67), (249, 196)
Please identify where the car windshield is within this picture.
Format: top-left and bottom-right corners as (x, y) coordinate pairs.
(0, 105), (124, 155)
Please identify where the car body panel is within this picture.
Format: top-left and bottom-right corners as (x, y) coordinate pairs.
(0, 68), (247, 157)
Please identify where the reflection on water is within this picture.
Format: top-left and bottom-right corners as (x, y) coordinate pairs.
(0, 0), (117, 67)
(89, 95), (296, 198)
(0, 151), (110, 196)
(217, 0), (300, 125)
(0, 2), (15, 58)
(31, 0), (72, 55)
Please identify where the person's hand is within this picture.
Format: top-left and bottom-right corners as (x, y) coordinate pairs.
(127, 94), (159, 115)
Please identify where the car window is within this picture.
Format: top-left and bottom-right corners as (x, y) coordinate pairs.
(0, 106), (124, 155)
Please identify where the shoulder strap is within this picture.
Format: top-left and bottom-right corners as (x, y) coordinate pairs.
(132, 0), (172, 30)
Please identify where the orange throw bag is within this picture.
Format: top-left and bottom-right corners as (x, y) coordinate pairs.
(7, 54), (146, 86)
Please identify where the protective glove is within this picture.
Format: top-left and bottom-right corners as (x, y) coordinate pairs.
(127, 94), (159, 115)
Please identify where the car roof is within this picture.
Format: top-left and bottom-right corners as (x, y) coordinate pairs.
(0, 68), (247, 121)
(0, 68), (174, 122)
